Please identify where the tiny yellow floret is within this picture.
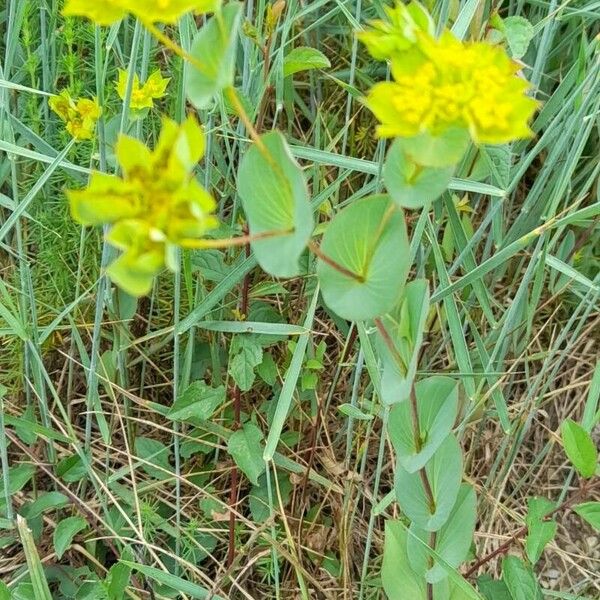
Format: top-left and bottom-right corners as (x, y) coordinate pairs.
(63, 0), (221, 25)
(49, 91), (102, 141)
(116, 70), (170, 110)
(67, 116), (218, 296)
(362, 2), (538, 148)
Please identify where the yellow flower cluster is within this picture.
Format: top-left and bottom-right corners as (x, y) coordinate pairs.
(116, 69), (170, 110)
(68, 116), (218, 296)
(63, 0), (221, 25)
(362, 2), (537, 146)
(49, 91), (102, 141)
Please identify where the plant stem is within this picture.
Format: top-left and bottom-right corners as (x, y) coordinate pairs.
(180, 227), (292, 249)
(227, 235), (251, 567)
(375, 317), (437, 599)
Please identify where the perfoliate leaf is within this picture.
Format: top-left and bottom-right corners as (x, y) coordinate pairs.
(317, 195), (410, 321)
(238, 131), (313, 277)
(283, 47), (331, 77)
(53, 516), (87, 560)
(377, 279), (430, 404)
(407, 484), (477, 583)
(395, 434), (463, 532)
(382, 521), (426, 599)
(384, 139), (454, 209)
(573, 502), (600, 530)
(525, 496), (557, 564)
(561, 419), (598, 478)
(338, 403), (374, 421)
(227, 423), (265, 485)
(388, 376), (458, 472)
(502, 556), (544, 600)
(402, 127), (471, 168)
(186, 3), (243, 109)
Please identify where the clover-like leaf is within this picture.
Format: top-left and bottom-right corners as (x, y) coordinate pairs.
(316, 195), (409, 321)
(186, 2), (243, 109)
(238, 131), (313, 278)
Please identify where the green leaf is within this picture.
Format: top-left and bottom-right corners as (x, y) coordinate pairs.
(395, 434), (463, 531)
(16, 515), (53, 600)
(249, 473), (292, 522)
(525, 497), (556, 564)
(477, 575), (511, 600)
(377, 279), (430, 405)
(283, 47), (331, 77)
(501, 556), (543, 600)
(382, 521), (426, 599)
(388, 376), (459, 472)
(338, 403), (374, 421)
(503, 16), (534, 59)
(22, 491), (69, 519)
(186, 3), (243, 109)
(167, 381), (225, 422)
(106, 560), (132, 600)
(0, 464), (35, 495)
(316, 195), (410, 321)
(407, 484), (477, 583)
(573, 501), (600, 530)
(134, 437), (172, 479)
(120, 560), (223, 599)
(53, 516), (87, 560)
(227, 423), (265, 485)
(384, 139), (454, 209)
(560, 419), (598, 478)
(238, 131), (313, 277)
(402, 127), (470, 168)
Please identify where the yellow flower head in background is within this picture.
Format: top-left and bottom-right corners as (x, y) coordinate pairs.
(49, 91), (102, 141)
(362, 1), (538, 146)
(63, 0), (222, 25)
(117, 69), (170, 110)
(67, 116), (218, 296)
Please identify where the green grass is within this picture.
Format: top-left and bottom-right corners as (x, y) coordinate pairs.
(1, 0), (599, 598)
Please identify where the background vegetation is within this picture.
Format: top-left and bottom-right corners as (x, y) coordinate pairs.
(0, 0), (599, 598)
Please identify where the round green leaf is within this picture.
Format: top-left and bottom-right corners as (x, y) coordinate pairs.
(316, 195), (409, 321)
(395, 434), (463, 531)
(238, 131), (313, 278)
(407, 484), (477, 584)
(227, 422), (265, 485)
(185, 3), (243, 109)
(384, 139), (453, 209)
(388, 376), (459, 472)
(402, 127), (470, 168)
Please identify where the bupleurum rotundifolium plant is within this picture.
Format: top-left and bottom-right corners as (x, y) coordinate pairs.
(52, 0), (543, 597)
